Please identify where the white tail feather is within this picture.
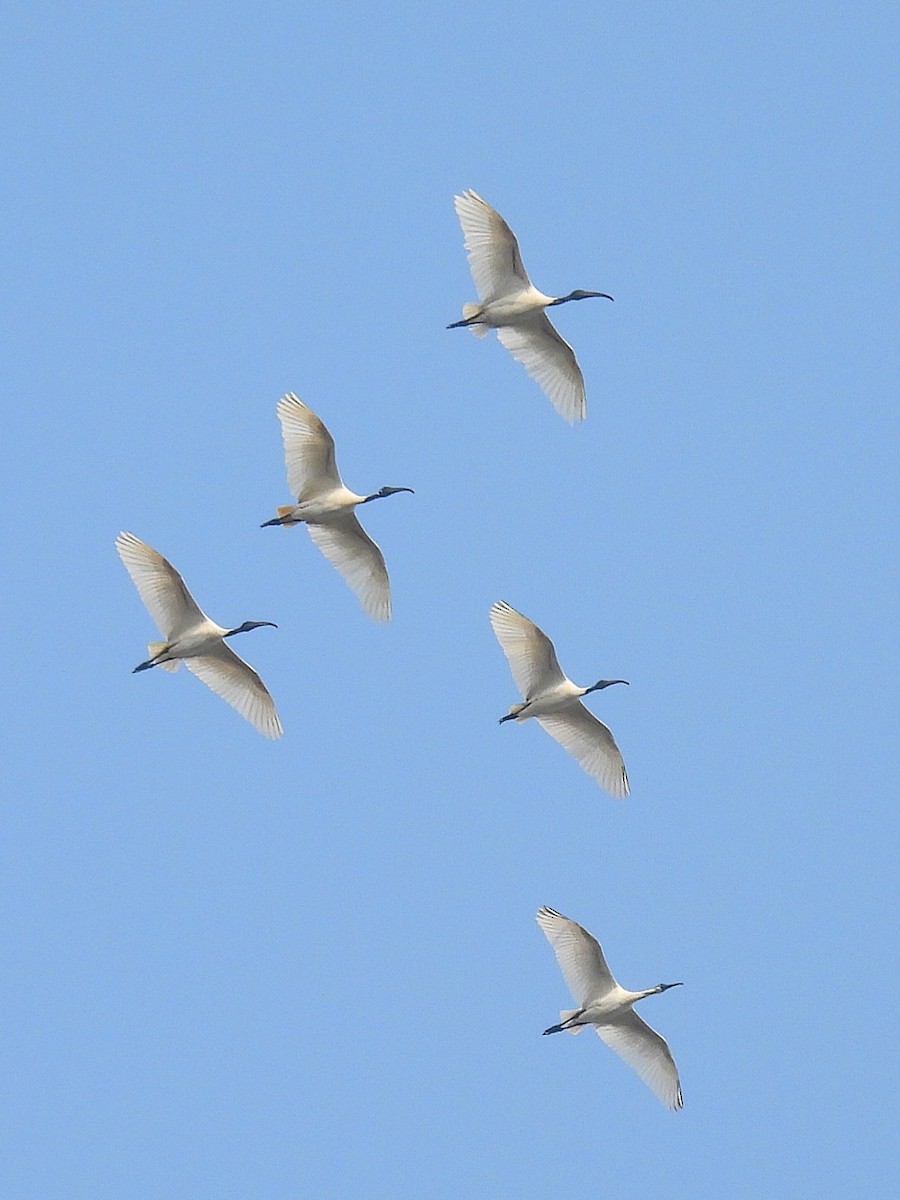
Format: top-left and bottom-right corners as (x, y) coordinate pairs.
(148, 641), (180, 672)
(560, 1008), (585, 1035)
(463, 302), (490, 337)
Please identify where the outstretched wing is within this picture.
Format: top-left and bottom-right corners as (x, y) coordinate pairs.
(307, 515), (391, 622)
(276, 393), (342, 501)
(489, 601), (565, 698)
(596, 1010), (683, 1111)
(115, 531), (206, 639)
(497, 313), (587, 423)
(536, 906), (617, 1006)
(454, 189), (532, 302)
(184, 642), (283, 739)
(537, 707), (629, 797)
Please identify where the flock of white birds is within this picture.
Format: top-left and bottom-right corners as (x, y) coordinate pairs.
(116, 189), (684, 1111)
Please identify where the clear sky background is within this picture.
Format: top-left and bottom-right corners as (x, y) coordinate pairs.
(3, 4), (898, 1197)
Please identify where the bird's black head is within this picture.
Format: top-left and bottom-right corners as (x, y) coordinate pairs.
(551, 289), (614, 305)
(657, 982), (684, 993)
(587, 678), (629, 693)
(226, 620), (278, 637)
(364, 486), (415, 503)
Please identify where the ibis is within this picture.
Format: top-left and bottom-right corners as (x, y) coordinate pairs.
(489, 600), (629, 797)
(449, 189), (612, 422)
(115, 531), (282, 739)
(537, 906), (683, 1110)
(262, 393), (412, 621)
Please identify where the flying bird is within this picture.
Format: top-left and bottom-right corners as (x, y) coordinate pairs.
(536, 906), (683, 1110)
(489, 601), (629, 797)
(116, 531), (282, 739)
(449, 189), (613, 422)
(262, 393), (413, 621)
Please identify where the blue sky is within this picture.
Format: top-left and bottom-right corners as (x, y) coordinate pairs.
(3, 3), (898, 1197)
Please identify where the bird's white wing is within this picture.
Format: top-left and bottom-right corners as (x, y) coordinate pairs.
(454, 189), (531, 302)
(115, 531), (206, 639)
(489, 601), (566, 697)
(596, 1010), (683, 1110)
(184, 642), (283, 739)
(497, 313), (587, 423)
(536, 907), (616, 1006)
(537, 706), (629, 797)
(277, 392), (342, 501)
(307, 515), (391, 621)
